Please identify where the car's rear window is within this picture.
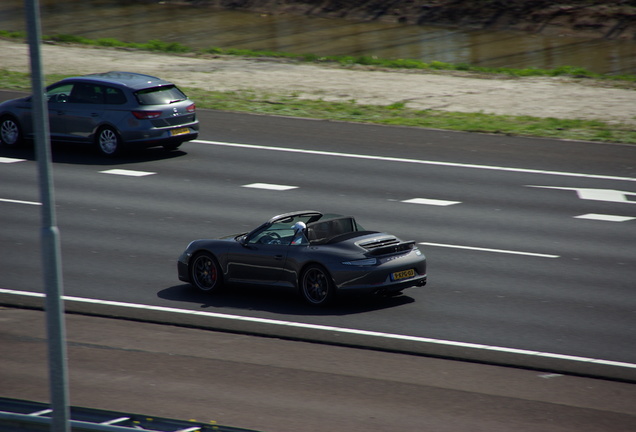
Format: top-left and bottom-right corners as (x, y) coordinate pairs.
(135, 85), (187, 105)
(307, 217), (358, 244)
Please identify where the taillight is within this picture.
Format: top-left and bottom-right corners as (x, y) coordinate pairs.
(132, 111), (162, 119)
(186, 103), (196, 113)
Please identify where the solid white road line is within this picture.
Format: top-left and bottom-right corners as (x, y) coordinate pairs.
(193, 140), (636, 183)
(1, 288), (633, 370)
(419, 242), (560, 258)
(0, 197), (41, 206)
(0, 157), (26, 163)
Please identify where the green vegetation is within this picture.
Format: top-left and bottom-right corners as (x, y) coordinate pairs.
(182, 88), (636, 144)
(1, 32), (634, 144)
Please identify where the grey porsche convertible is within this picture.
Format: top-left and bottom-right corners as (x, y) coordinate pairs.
(178, 211), (427, 306)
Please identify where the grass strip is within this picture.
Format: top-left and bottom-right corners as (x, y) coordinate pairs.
(185, 88), (636, 144)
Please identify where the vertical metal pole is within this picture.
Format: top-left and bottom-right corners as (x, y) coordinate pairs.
(24, 1), (71, 431)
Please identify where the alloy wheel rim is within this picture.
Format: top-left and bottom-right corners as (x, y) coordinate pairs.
(305, 269), (327, 303)
(194, 256), (217, 290)
(1, 121), (18, 145)
(99, 129), (117, 154)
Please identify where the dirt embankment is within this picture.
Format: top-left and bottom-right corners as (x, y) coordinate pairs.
(176, 0), (636, 39)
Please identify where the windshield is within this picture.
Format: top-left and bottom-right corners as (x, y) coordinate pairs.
(135, 85), (187, 105)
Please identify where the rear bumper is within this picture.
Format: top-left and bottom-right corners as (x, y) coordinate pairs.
(331, 252), (427, 295)
(336, 274), (427, 296)
(124, 130), (198, 148)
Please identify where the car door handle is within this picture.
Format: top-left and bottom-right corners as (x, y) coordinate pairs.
(90, 113), (99, 117)
(56, 111), (64, 115)
(274, 255), (284, 260)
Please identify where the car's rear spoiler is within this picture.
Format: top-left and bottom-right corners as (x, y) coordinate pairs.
(367, 240), (416, 256)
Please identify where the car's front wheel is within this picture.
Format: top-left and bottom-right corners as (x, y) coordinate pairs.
(189, 252), (223, 293)
(96, 126), (122, 156)
(300, 264), (335, 306)
(0, 116), (23, 147)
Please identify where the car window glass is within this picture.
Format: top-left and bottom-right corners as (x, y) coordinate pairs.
(307, 217), (356, 243)
(135, 85), (187, 105)
(248, 225), (295, 245)
(246, 214), (321, 245)
(69, 83), (105, 104)
(46, 83), (73, 103)
(104, 86), (127, 105)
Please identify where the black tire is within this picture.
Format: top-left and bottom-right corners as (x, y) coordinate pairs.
(189, 252), (223, 293)
(300, 264), (335, 306)
(0, 116), (24, 147)
(96, 126), (123, 156)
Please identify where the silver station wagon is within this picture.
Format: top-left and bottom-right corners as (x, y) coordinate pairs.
(0, 71), (199, 156)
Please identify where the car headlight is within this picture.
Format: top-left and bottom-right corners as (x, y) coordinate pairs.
(342, 258), (377, 266)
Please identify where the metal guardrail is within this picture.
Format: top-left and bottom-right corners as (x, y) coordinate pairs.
(0, 397), (262, 432)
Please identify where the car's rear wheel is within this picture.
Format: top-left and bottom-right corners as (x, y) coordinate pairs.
(0, 116), (23, 147)
(190, 252), (223, 293)
(96, 126), (122, 156)
(300, 264), (335, 306)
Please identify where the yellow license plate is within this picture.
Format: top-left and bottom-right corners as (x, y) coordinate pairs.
(170, 127), (189, 136)
(391, 269), (415, 281)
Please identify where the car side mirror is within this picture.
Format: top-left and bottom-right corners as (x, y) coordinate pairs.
(238, 235), (249, 247)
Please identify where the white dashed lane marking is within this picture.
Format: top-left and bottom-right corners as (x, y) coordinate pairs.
(527, 186), (636, 204)
(99, 169), (156, 177)
(401, 198), (461, 206)
(574, 214), (636, 222)
(242, 183), (299, 191)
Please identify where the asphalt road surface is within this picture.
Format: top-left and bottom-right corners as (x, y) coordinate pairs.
(2, 307), (636, 432)
(1, 91), (636, 429)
